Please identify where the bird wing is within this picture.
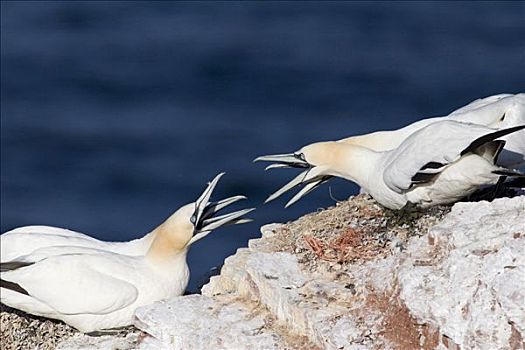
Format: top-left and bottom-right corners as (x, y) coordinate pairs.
(382, 121), (524, 193)
(3, 225), (97, 239)
(4, 245), (122, 265)
(1, 226), (104, 262)
(449, 94), (524, 127)
(449, 94), (513, 116)
(1, 253), (139, 315)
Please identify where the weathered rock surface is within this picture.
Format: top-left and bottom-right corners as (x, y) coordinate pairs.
(133, 294), (290, 350)
(45, 195), (524, 349)
(56, 332), (140, 350)
(398, 196), (525, 349)
(131, 196), (525, 350)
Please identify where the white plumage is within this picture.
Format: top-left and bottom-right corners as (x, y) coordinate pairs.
(255, 121), (524, 210)
(340, 93), (525, 169)
(1, 225), (154, 262)
(0, 173), (253, 333)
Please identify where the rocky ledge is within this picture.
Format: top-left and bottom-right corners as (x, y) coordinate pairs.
(6, 195), (525, 349)
(128, 195), (524, 350)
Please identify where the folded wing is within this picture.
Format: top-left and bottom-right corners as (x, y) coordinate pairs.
(382, 121), (524, 193)
(1, 253), (138, 315)
(1, 226), (101, 262)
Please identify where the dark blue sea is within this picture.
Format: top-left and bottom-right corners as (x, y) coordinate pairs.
(1, 2), (524, 290)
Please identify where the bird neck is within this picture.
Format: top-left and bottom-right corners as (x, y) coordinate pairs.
(145, 222), (190, 263)
(340, 130), (400, 151)
(339, 117), (443, 151)
(329, 142), (382, 190)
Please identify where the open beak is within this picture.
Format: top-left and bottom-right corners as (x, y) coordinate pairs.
(254, 153), (310, 170)
(189, 173), (255, 244)
(254, 154), (333, 207)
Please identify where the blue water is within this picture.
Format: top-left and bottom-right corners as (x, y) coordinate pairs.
(1, 2), (524, 290)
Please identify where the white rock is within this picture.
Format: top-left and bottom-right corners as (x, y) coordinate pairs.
(398, 197), (525, 349)
(131, 196), (524, 349)
(134, 294), (283, 350)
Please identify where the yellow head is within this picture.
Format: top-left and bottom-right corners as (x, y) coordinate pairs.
(146, 174), (254, 261)
(255, 141), (376, 207)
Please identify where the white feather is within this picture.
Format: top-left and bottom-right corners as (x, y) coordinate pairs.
(1, 226), (154, 262)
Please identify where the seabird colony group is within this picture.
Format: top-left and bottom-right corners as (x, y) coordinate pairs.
(1, 93), (524, 333)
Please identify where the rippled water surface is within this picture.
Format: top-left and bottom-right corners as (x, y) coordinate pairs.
(2, 2), (524, 289)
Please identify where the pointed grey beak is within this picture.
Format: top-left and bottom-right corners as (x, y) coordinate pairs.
(191, 173), (255, 235)
(199, 208), (255, 232)
(191, 173), (225, 227)
(254, 153), (310, 169)
(264, 170), (332, 207)
(255, 153), (334, 207)
(284, 176), (332, 208)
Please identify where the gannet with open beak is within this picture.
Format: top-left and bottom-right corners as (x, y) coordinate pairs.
(341, 93), (525, 169)
(0, 173), (254, 333)
(255, 121), (525, 210)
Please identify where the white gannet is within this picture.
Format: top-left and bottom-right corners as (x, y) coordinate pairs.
(1, 175), (253, 262)
(0, 173), (254, 333)
(340, 93), (525, 169)
(255, 121), (524, 210)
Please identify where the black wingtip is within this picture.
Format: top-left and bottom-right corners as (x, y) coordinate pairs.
(490, 140), (506, 163)
(493, 169), (524, 177)
(0, 261), (34, 272)
(411, 171), (439, 184)
(420, 161), (445, 170)
(461, 124), (525, 156)
(0, 278), (30, 295)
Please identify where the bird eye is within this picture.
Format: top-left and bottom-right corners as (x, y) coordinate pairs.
(499, 113), (505, 122)
(295, 152), (306, 161)
(190, 214), (197, 225)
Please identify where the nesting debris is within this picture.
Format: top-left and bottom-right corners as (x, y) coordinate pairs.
(0, 304), (141, 349)
(265, 194), (451, 272)
(0, 304), (77, 350)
